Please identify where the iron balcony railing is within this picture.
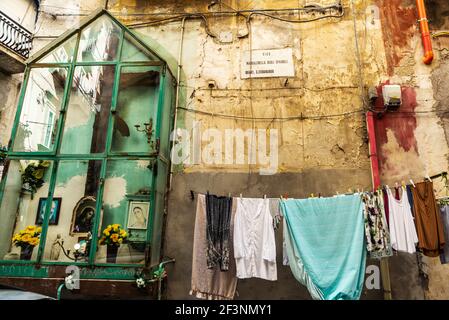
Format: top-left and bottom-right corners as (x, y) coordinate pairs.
(0, 10), (33, 59)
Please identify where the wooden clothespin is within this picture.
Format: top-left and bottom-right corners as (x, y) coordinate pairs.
(263, 194), (267, 199)
(425, 175), (432, 182)
(228, 192), (231, 197)
(410, 179), (415, 187)
(240, 193), (243, 199)
(401, 180), (406, 189)
(310, 193), (315, 198)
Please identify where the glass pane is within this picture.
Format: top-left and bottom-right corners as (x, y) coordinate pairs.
(159, 72), (174, 158)
(111, 66), (160, 153)
(60, 66), (115, 154)
(150, 159), (167, 265)
(37, 35), (77, 63)
(42, 160), (102, 263)
(0, 160), (53, 261)
(121, 33), (157, 62)
(77, 15), (121, 62)
(13, 67), (68, 152)
(96, 160), (153, 264)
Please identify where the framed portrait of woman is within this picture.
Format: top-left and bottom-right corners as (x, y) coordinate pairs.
(127, 201), (150, 230)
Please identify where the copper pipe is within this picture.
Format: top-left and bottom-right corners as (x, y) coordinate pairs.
(416, 0), (434, 64)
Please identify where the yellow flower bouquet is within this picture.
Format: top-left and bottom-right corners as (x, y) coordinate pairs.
(99, 224), (128, 246)
(12, 225), (42, 260)
(99, 224), (128, 263)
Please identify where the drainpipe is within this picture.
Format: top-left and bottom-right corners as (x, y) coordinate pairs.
(416, 0), (433, 65)
(169, 17), (187, 190)
(366, 111), (380, 189)
(366, 111), (392, 300)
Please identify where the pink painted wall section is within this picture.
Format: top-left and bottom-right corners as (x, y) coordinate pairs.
(373, 83), (419, 178)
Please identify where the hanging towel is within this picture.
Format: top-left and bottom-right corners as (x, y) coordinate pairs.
(205, 192), (233, 271)
(190, 194), (237, 300)
(362, 191), (393, 259)
(234, 198), (277, 281)
(439, 204), (449, 264)
(387, 187), (418, 254)
(411, 181), (446, 257)
(280, 194), (366, 300)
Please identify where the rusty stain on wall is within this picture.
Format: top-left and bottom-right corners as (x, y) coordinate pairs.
(376, 0), (417, 75)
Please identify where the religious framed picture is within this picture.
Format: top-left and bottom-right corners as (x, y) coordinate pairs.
(70, 196), (102, 237)
(127, 201), (150, 230)
(35, 197), (62, 225)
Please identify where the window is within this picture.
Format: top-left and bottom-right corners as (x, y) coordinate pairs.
(0, 11), (174, 275)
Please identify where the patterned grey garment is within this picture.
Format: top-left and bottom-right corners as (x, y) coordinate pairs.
(205, 193), (233, 271)
(439, 204), (449, 264)
(362, 191), (393, 259)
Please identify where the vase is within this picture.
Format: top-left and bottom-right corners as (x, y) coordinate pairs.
(106, 245), (119, 263)
(20, 245), (34, 260)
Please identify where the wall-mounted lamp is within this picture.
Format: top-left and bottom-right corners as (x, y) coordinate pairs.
(135, 118), (154, 144)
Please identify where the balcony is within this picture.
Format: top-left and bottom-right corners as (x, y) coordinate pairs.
(0, 10), (32, 74)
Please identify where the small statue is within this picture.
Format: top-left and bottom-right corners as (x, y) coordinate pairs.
(50, 234), (62, 261)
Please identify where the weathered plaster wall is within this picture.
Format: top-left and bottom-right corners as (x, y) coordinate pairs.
(0, 72), (22, 147)
(6, 0), (446, 299)
(0, 0), (37, 32)
(374, 0), (449, 299)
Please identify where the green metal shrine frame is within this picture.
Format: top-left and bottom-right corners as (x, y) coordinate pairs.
(0, 9), (175, 280)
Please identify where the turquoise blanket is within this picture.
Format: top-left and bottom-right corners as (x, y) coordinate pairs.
(281, 195), (366, 300)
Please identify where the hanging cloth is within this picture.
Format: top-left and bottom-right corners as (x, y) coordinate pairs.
(386, 187), (418, 254)
(439, 204), (449, 264)
(233, 198), (277, 281)
(362, 191), (393, 259)
(411, 181), (445, 257)
(382, 186), (390, 227)
(280, 194), (366, 300)
(205, 192), (233, 271)
(190, 194), (237, 300)
(406, 185), (415, 218)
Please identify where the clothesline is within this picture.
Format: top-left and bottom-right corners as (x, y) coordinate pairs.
(188, 170), (447, 202)
(190, 177), (449, 301)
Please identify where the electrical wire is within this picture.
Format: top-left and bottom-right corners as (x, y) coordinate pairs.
(432, 31), (449, 38)
(177, 106), (449, 122)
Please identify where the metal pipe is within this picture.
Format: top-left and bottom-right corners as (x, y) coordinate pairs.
(169, 17), (186, 190)
(366, 111), (381, 189)
(366, 111), (392, 300)
(416, 0), (433, 64)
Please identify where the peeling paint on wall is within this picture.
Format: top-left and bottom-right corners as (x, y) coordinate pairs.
(103, 176), (127, 208)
